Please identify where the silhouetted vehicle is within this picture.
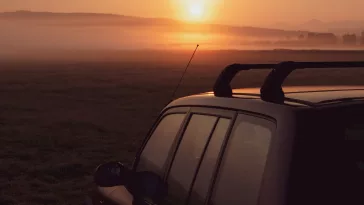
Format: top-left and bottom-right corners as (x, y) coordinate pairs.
(90, 61), (364, 205)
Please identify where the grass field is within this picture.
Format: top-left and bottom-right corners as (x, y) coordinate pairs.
(1, 49), (364, 204)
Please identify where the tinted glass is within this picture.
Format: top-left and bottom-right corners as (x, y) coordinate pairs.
(340, 113), (364, 203)
(293, 106), (364, 204)
(189, 118), (231, 205)
(166, 114), (218, 204)
(137, 113), (186, 174)
(211, 115), (274, 205)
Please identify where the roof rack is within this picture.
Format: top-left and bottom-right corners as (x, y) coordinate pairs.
(213, 61), (364, 104)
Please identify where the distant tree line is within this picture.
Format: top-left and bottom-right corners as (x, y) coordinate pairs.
(296, 31), (364, 46)
(250, 31), (364, 47)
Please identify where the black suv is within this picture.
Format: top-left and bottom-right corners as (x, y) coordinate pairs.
(94, 61), (364, 205)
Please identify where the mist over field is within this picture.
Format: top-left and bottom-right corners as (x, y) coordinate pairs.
(2, 11), (364, 53)
(0, 21), (266, 51)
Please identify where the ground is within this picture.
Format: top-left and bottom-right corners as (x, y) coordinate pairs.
(1, 50), (364, 204)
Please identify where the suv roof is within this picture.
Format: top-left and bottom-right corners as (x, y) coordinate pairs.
(166, 61), (364, 111)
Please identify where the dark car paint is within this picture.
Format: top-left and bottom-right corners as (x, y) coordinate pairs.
(132, 86), (364, 205)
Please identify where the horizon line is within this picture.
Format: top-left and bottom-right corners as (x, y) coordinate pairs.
(2, 10), (364, 34)
(0, 10), (304, 31)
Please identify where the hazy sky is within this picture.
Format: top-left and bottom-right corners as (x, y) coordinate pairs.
(1, 0), (364, 26)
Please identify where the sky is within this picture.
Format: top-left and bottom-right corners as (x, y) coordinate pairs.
(1, 0), (364, 26)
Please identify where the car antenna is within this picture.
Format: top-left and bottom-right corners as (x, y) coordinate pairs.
(169, 44), (199, 102)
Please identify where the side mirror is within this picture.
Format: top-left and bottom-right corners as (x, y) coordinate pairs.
(92, 161), (168, 204)
(94, 161), (133, 187)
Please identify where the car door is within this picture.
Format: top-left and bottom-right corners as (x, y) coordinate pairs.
(187, 116), (233, 205)
(134, 107), (235, 205)
(207, 113), (276, 205)
(135, 107), (190, 176)
(164, 108), (235, 205)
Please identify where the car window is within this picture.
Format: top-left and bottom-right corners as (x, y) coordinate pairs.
(210, 115), (275, 205)
(165, 114), (218, 205)
(340, 117), (364, 203)
(289, 106), (364, 204)
(188, 118), (231, 205)
(137, 113), (186, 175)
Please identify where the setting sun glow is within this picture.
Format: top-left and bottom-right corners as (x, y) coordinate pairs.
(188, 2), (204, 21)
(172, 0), (216, 23)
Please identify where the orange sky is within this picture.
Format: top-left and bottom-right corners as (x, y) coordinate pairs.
(1, 0), (364, 26)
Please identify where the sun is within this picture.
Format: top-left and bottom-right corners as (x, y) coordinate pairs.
(172, 0), (219, 23)
(189, 3), (204, 18)
(187, 2), (205, 22)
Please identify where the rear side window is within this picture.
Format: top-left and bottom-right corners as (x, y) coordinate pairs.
(189, 118), (231, 205)
(137, 113), (186, 174)
(166, 114), (218, 204)
(211, 115), (275, 205)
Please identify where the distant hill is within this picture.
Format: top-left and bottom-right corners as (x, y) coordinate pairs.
(0, 10), (177, 26)
(0, 10), (311, 38)
(274, 18), (364, 35)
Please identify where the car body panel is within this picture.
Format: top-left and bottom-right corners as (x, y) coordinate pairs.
(164, 94), (298, 118)
(162, 98), (297, 205)
(210, 85), (364, 103)
(135, 85), (364, 205)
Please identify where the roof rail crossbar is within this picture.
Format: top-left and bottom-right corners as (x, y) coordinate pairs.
(213, 63), (274, 97)
(213, 61), (364, 104)
(260, 61), (296, 103)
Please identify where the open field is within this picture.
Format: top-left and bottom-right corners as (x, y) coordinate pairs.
(1, 49), (364, 204)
